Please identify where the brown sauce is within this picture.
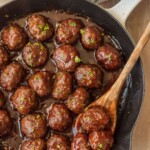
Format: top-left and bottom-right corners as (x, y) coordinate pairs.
(0, 10), (130, 150)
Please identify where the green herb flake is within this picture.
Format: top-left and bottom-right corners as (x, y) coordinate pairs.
(42, 30), (47, 36)
(36, 115), (41, 119)
(19, 106), (24, 110)
(20, 97), (25, 103)
(75, 56), (81, 63)
(98, 143), (103, 150)
(90, 38), (96, 44)
(70, 22), (77, 27)
(107, 53), (112, 62)
(87, 71), (93, 77)
(43, 23), (50, 30)
(34, 75), (40, 80)
(80, 29), (85, 35)
(27, 42), (31, 46)
(38, 24), (44, 30)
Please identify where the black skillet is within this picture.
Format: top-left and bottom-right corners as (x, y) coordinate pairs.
(0, 0), (144, 150)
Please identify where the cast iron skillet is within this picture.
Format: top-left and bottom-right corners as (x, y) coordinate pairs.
(0, 0), (144, 149)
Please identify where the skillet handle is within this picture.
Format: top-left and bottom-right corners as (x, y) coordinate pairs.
(105, 0), (142, 27)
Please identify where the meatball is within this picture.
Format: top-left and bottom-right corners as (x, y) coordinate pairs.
(0, 46), (9, 69)
(0, 61), (26, 91)
(0, 109), (13, 136)
(1, 24), (27, 51)
(21, 139), (46, 150)
(89, 131), (113, 150)
(52, 45), (81, 72)
(47, 134), (70, 150)
(80, 107), (109, 132)
(96, 43), (122, 71)
(56, 18), (84, 44)
(80, 26), (102, 50)
(11, 86), (38, 115)
(0, 90), (5, 107)
(71, 133), (91, 150)
(21, 113), (47, 139)
(22, 41), (49, 68)
(66, 87), (89, 114)
(74, 64), (102, 88)
(52, 71), (72, 101)
(27, 14), (54, 41)
(48, 103), (72, 131)
(28, 71), (52, 97)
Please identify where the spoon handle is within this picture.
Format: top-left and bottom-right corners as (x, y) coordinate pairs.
(111, 22), (150, 97)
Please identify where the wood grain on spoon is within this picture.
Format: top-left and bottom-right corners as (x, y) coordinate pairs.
(75, 22), (150, 134)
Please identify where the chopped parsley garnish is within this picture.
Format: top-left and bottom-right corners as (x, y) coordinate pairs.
(98, 143), (103, 150)
(34, 75), (40, 80)
(107, 53), (112, 62)
(90, 38), (96, 44)
(87, 71), (93, 77)
(33, 42), (44, 50)
(80, 29), (85, 34)
(20, 97), (25, 103)
(38, 23), (50, 35)
(70, 22), (77, 27)
(75, 56), (81, 63)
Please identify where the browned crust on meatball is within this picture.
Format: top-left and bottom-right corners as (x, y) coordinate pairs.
(21, 139), (46, 150)
(28, 71), (52, 97)
(0, 45), (9, 69)
(80, 107), (110, 132)
(22, 41), (49, 68)
(56, 18), (84, 44)
(27, 14), (54, 41)
(96, 43), (122, 71)
(66, 87), (89, 114)
(47, 134), (70, 150)
(11, 86), (38, 115)
(74, 64), (102, 88)
(89, 131), (114, 150)
(48, 103), (72, 131)
(71, 133), (91, 150)
(0, 61), (26, 91)
(1, 23), (27, 51)
(21, 113), (47, 139)
(52, 71), (72, 101)
(52, 45), (81, 72)
(80, 26), (103, 50)
(0, 109), (13, 136)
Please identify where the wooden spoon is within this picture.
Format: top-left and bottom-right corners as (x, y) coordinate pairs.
(74, 22), (150, 134)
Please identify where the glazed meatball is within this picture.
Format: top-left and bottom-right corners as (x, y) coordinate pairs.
(89, 131), (113, 150)
(48, 103), (72, 131)
(74, 64), (102, 88)
(21, 113), (47, 139)
(67, 87), (89, 114)
(0, 90), (5, 107)
(80, 26), (102, 50)
(47, 134), (70, 150)
(80, 107), (109, 132)
(71, 133), (91, 150)
(96, 43), (122, 71)
(28, 71), (52, 97)
(22, 41), (49, 68)
(0, 109), (13, 136)
(27, 14), (54, 41)
(0, 61), (26, 91)
(21, 139), (46, 150)
(52, 71), (72, 101)
(1, 24), (27, 51)
(52, 45), (81, 72)
(0, 46), (9, 69)
(56, 18), (84, 44)
(11, 86), (38, 115)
